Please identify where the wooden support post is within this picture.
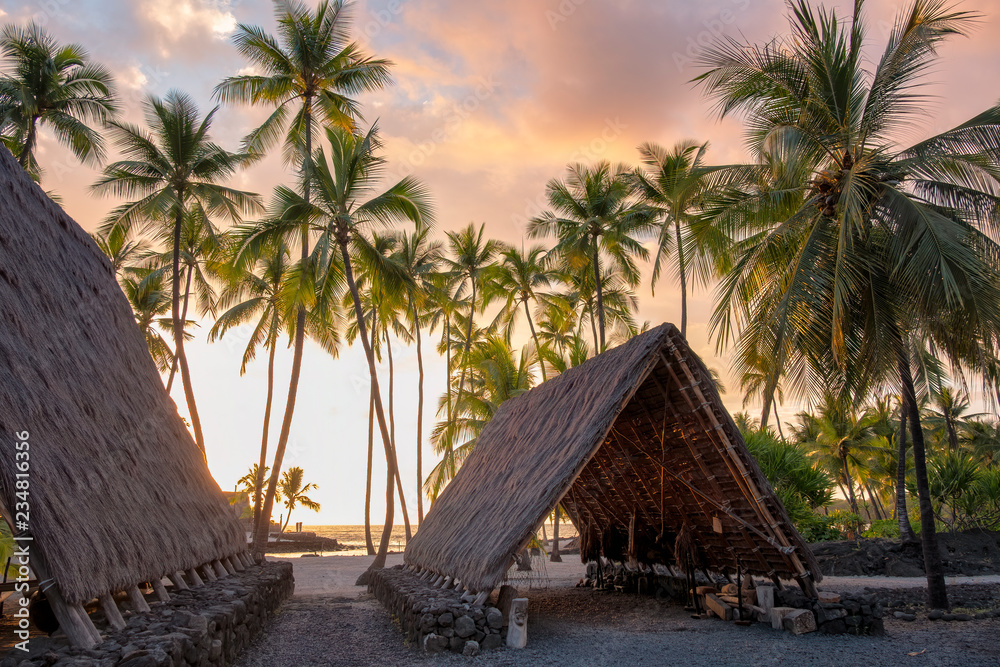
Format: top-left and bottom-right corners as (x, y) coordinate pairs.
(453, 579), (462, 590)
(432, 575), (444, 586)
(222, 558), (237, 575)
(238, 552), (251, 567)
(201, 564), (217, 582)
(186, 568), (204, 587)
(441, 576), (451, 588)
(99, 593), (126, 631)
(229, 555), (245, 572)
(127, 585), (151, 613)
(213, 560), (228, 579)
(28, 543), (101, 648)
(473, 591), (489, 606)
(152, 579), (170, 602)
(168, 572), (189, 591)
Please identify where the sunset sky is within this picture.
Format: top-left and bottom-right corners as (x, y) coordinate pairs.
(3, 0), (999, 524)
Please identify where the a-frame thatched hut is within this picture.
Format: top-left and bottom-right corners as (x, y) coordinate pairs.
(405, 323), (821, 598)
(0, 147), (247, 646)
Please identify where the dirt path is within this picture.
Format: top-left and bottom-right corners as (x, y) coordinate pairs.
(235, 555), (1000, 667)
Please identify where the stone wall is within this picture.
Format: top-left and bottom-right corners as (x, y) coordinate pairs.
(369, 565), (504, 655)
(3, 561), (293, 666)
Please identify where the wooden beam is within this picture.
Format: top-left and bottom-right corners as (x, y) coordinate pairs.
(127, 585), (150, 613)
(222, 558), (237, 575)
(186, 568), (204, 587)
(213, 560), (228, 579)
(200, 564), (217, 582)
(168, 572), (189, 591)
(26, 542), (101, 648)
(229, 555), (245, 572)
(99, 592), (125, 631)
(152, 579), (170, 603)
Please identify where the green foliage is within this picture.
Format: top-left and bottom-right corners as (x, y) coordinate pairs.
(863, 519), (901, 539)
(794, 513), (845, 543)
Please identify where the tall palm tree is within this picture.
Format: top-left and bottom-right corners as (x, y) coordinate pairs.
(631, 141), (731, 337)
(211, 239), (294, 530)
(120, 268), (176, 374)
(264, 123), (431, 583)
(483, 244), (558, 382)
(94, 91), (261, 454)
(215, 0), (391, 552)
(395, 228), (443, 523)
(444, 223), (501, 428)
(925, 387), (976, 453)
(92, 225), (150, 278)
(277, 466), (321, 532)
(0, 22), (118, 179)
(700, 0), (1000, 607)
(528, 162), (653, 350)
(426, 335), (535, 499)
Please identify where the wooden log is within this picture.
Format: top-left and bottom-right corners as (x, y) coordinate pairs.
(704, 593), (732, 621)
(127, 585), (151, 613)
(473, 591), (490, 606)
(497, 585), (517, 626)
(186, 568), (204, 587)
(29, 545), (101, 648)
(222, 557), (237, 575)
(201, 564), (217, 582)
(168, 572), (189, 591)
(213, 560), (228, 579)
(506, 598), (528, 648)
(99, 593), (125, 631)
(229, 555), (245, 572)
(152, 579), (170, 602)
(241, 551), (254, 567)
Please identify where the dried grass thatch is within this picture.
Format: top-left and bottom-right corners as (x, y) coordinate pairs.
(0, 147), (244, 605)
(405, 323), (821, 594)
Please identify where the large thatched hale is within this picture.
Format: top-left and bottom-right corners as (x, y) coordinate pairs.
(0, 148), (245, 630)
(405, 323), (821, 596)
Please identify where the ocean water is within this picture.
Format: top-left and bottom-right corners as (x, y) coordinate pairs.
(298, 523), (580, 556)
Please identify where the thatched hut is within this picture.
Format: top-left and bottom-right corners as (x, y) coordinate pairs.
(0, 147), (248, 646)
(405, 323), (821, 599)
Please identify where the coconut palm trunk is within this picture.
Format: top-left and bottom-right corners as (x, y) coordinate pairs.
(591, 234), (605, 349)
(365, 381), (376, 554)
(550, 505), (562, 562)
(170, 202), (205, 453)
(252, 315), (279, 529)
(896, 403), (919, 544)
(253, 106), (314, 554)
(841, 451), (859, 516)
(674, 217), (688, 338)
(897, 343), (949, 609)
(524, 299), (547, 382)
(414, 300), (426, 523)
(166, 265), (194, 393)
(18, 119), (37, 168)
(385, 329), (412, 541)
(453, 279), (478, 413)
(339, 239), (397, 585)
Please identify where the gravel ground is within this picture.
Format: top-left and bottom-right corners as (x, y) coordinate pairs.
(235, 555), (1000, 667)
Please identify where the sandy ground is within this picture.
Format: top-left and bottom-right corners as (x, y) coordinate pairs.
(235, 554), (1000, 667)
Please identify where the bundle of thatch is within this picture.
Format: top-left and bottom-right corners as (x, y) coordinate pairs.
(405, 323), (821, 596)
(0, 146), (244, 614)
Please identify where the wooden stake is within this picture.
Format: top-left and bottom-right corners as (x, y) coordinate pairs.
(186, 568), (204, 587)
(168, 572), (189, 591)
(152, 579), (170, 602)
(127, 585), (150, 613)
(99, 592), (125, 631)
(222, 558), (236, 575)
(201, 564), (217, 582)
(27, 545), (101, 648)
(213, 560), (228, 579)
(473, 591), (489, 606)
(229, 556), (245, 572)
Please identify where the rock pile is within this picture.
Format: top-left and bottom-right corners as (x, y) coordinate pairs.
(2, 561), (293, 667)
(368, 565), (505, 654)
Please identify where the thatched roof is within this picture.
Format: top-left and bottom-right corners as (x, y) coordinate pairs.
(405, 323), (821, 595)
(0, 147), (244, 605)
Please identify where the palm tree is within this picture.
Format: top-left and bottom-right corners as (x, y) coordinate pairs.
(120, 268), (176, 374)
(527, 161), (653, 350)
(631, 141), (731, 337)
(483, 244), (558, 382)
(94, 91), (261, 454)
(925, 387), (976, 453)
(277, 466), (321, 532)
(92, 225), (150, 278)
(426, 335), (535, 499)
(237, 464), (271, 496)
(265, 123), (431, 583)
(0, 22), (118, 179)
(699, 0), (1000, 608)
(445, 223), (501, 412)
(395, 228), (443, 523)
(215, 2), (391, 541)
(211, 239), (294, 530)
